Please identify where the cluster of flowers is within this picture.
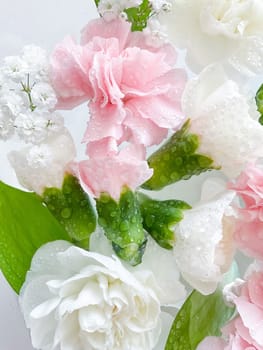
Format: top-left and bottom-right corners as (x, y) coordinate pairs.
(2, 0), (263, 349)
(0, 45), (75, 193)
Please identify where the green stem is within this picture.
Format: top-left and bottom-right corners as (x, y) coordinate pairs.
(21, 74), (37, 112)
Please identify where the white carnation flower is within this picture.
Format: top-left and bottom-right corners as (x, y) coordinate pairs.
(8, 131), (76, 194)
(160, 0), (263, 74)
(183, 64), (263, 177)
(20, 241), (162, 350)
(174, 191), (236, 295)
(90, 230), (187, 307)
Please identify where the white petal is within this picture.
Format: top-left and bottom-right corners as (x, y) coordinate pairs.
(30, 314), (57, 349)
(135, 236), (186, 306)
(9, 131), (76, 194)
(29, 240), (73, 278)
(19, 275), (58, 325)
(30, 297), (61, 319)
(183, 64), (263, 177)
(79, 306), (109, 332)
(174, 191), (235, 294)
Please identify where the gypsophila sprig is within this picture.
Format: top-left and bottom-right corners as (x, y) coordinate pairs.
(0, 45), (62, 144)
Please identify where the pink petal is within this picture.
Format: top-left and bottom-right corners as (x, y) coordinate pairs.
(234, 317), (260, 348)
(76, 143), (152, 200)
(234, 297), (263, 345)
(121, 47), (173, 91)
(128, 33), (178, 66)
(123, 108), (168, 146)
(196, 336), (226, 350)
(81, 18), (131, 51)
(83, 103), (126, 143)
(247, 272), (263, 311)
(234, 220), (263, 260)
(50, 37), (93, 109)
(126, 93), (185, 129)
(89, 49), (123, 106)
(86, 137), (117, 159)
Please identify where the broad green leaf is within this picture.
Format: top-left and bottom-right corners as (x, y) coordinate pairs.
(42, 174), (96, 249)
(125, 0), (152, 31)
(0, 181), (70, 293)
(96, 188), (146, 265)
(256, 84), (263, 125)
(143, 120), (219, 191)
(137, 193), (191, 249)
(165, 264), (238, 350)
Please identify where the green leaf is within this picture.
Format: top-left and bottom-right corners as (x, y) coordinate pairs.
(125, 0), (152, 31)
(137, 193), (191, 249)
(256, 84), (263, 125)
(142, 120), (219, 191)
(96, 188), (147, 265)
(0, 181), (70, 293)
(165, 264), (238, 350)
(94, 0), (152, 32)
(42, 174), (96, 249)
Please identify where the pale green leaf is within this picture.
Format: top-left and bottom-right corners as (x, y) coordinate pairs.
(165, 264), (238, 349)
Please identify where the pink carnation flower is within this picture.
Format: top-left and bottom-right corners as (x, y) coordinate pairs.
(229, 163), (263, 260)
(50, 18), (187, 146)
(197, 268), (263, 350)
(73, 137), (153, 200)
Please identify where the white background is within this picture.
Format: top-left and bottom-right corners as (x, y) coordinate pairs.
(0, 1), (98, 349)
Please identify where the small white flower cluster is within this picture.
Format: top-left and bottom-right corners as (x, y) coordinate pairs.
(0, 45), (62, 143)
(143, 17), (169, 48)
(98, 0), (143, 21)
(149, 0), (172, 14)
(0, 46), (76, 194)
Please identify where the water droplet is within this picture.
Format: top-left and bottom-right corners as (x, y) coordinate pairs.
(119, 220), (129, 232)
(61, 208), (72, 219)
(80, 200), (87, 207)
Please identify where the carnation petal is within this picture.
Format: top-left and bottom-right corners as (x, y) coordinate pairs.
(19, 241), (163, 350)
(174, 191), (235, 294)
(196, 336), (226, 350)
(183, 64), (263, 177)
